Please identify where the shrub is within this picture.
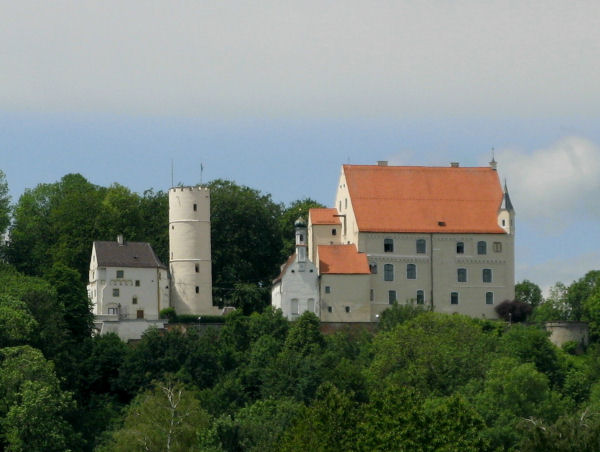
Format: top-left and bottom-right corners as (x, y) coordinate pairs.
(495, 300), (533, 323)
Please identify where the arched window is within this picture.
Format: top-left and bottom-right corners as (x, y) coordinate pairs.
(486, 292), (494, 305)
(483, 268), (492, 283)
(384, 264), (394, 281)
(388, 290), (397, 304)
(416, 290), (424, 305)
(457, 268), (467, 282)
(416, 239), (426, 254)
(407, 263), (416, 279)
(477, 241), (487, 255)
(451, 292), (459, 305)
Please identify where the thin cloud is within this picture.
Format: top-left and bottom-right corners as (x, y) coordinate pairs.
(497, 137), (600, 229)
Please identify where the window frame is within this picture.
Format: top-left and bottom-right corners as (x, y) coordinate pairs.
(384, 238), (394, 253)
(116, 270), (124, 279)
(384, 264), (394, 281)
(486, 291), (494, 305)
(406, 263), (417, 280)
(477, 241), (487, 255)
(416, 290), (424, 305)
(112, 288), (120, 297)
(451, 292), (459, 305)
(483, 268), (492, 283)
(456, 242), (464, 254)
(388, 290), (397, 305)
(457, 268), (467, 283)
(416, 239), (426, 254)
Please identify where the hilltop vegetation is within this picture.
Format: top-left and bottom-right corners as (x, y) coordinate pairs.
(2, 171), (600, 451)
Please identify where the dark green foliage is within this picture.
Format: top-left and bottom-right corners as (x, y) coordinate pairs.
(515, 279), (543, 307)
(495, 299), (533, 322)
(279, 198), (325, 258)
(208, 179), (283, 302)
(378, 301), (427, 331)
(0, 169), (9, 236)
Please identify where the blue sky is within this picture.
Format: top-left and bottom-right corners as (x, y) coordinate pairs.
(1, 1), (599, 292)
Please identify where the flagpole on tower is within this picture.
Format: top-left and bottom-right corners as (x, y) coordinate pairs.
(200, 163), (204, 186)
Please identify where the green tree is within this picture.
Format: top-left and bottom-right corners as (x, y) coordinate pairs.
(515, 279), (543, 307)
(44, 262), (93, 341)
(102, 380), (218, 452)
(532, 282), (570, 321)
(7, 174), (105, 278)
(96, 183), (143, 243)
(0, 295), (38, 347)
(568, 270), (600, 321)
(0, 169), (9, 236)
(139, 189), (169, 265)
(279, 198), (325, 258)
(280, 384), (359, 452)
(0, 346), (76, 451)
(367, 313), (494, 396)
(378, 301), (427, 331)
(208, 179), (283, 303)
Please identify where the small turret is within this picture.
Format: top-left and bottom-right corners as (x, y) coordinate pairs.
(295, 217), (307, 263)
(498, 181), (515, 234)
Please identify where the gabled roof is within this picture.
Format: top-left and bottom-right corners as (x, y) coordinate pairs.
(309, 208), (341, 225)
(94, 241), (166, 269)
(343, 164), (506, 234)
(273, 253), (296, 284)
(318, 245), (370, 274)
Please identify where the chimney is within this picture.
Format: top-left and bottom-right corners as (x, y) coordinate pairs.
(377, 160), (388, 167)
(117, 234), (124, 246)
(450, 162), (459, 168)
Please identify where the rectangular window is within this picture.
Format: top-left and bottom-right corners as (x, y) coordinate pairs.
(108, 307), (117, 315)
(370, 289), (374, 301)
(113, 288), (120, 297)
(369, 263), (378, 274)
(457, 268), (467, 282)
(416, 290), (424, 305)
(384, 264), (394, 281)
(132, 296), (138, 305)
(328, 306), (333, 313)
(493, 242), (502, 253)
(457, 242), (464, 254)
(291, 299), (299, 315)
(116, 270), (124, 278)
(384, 238), (394, 253)
(195, 286), (199, 293)
(451, 292), (459, 305)
(477, 241), (487, 255)
(345, 306), (351, 313)
(137, 310), (144, 319)
(332, 228), (337, 236)
(483, 269), (492, 283)
(193, 203), (197, 211)
(486, 292), (494, 305)
(135, 280), (140, 287)
(407, 264), (416, 280)
(388, 290), (397, 304)
(416, 239), (426, 254)
(195, 263), (200, 273)
(325, 286), (331, 294)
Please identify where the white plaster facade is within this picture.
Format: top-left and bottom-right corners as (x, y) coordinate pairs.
(169, 186), (218, 315)
(87, 239), (170, 322)
(271, 218), (320, 320)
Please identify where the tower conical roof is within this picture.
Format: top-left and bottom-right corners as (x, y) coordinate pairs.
(501, 181), (514, 212)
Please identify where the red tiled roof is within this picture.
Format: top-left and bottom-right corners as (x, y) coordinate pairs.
(309, 208), (341, 225)
(318, 245), (370, 274)
(343, 165), (506, 234)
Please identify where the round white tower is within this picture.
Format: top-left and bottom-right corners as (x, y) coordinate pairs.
(169, 186), (218, 315)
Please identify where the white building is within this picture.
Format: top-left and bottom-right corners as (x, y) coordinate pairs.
(87, 235), (169, 341)
(274, 160), (515, 322)
(271, 218), (320, 320)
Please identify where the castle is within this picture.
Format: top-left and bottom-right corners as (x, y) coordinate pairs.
(272, 160), (515, 321)
(88, 185), (217, 340)
(88, 159), (516, 339)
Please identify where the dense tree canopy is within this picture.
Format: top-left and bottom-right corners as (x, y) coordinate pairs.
(0, 169), (9, 236)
